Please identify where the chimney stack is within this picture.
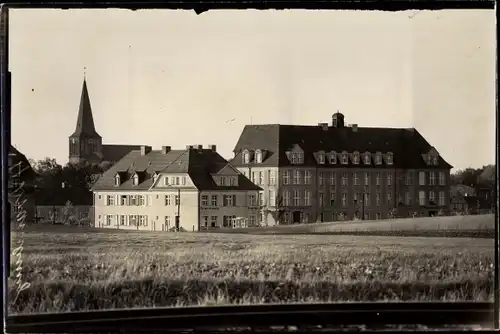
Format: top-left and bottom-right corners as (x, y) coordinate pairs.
(140, 145), (152, 156)
(161, 146), (171, 154)
(195, 144), (203, 150)
(186, 145), (193, 150)
(208, 144), (217, 152)
(318, 122), (329, 131)
(351, 124), (358, 132)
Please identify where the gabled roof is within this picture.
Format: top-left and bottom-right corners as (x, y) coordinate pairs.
(70, 78), (101, 138)
(230, 123), (453, 169)
(92, 147), (262, 191)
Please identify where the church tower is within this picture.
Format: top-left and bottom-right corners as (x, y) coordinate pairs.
(68, 77), (103, 165)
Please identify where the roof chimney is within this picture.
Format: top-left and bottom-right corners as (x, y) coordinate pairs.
(351, 124), (358, 132)
(318, 122), (329, 131)
(140, 145), (152, 156)
(208, 144), (217, 152)
(161, 146), (171, 154)
(195, 144), (203, 150)
(186, 145), (193, 150)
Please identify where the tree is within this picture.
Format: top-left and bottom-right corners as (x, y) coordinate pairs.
(477, 164), (495, 188)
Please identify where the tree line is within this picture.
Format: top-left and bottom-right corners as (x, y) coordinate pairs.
(29, 158), (112, 206)
(450, 164), (495, 190)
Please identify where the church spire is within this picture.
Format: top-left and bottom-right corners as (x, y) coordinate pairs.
(70, 76), (101, 138)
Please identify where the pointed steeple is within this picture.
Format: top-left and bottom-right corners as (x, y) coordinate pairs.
(70, 77), (101, 138)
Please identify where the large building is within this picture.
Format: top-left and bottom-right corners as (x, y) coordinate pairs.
(230, 112), (453, 226)
(8, 145), (37, 222)
(91, 145), (262, 231)
(68, 78), (144, 165)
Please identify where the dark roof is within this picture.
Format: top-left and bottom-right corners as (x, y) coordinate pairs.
(102, 144), (143, 163)
(69, 78), (101, 138)
(230, 123), (453, 169)
(92, 148), (262, 191)
(9, 145), (36, 180)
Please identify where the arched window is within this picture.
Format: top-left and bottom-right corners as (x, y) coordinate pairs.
(114, 174), (121, 187)
(242, 149), (250, 164)
(132, 174), (139, 186)
(255, 149), (262, 163)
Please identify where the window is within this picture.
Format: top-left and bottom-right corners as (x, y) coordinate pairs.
(255, 150), (262, 163)
(259, 172), (264, 185)
(318, 153), (325, 164)
(164, 176), (169, 185)
(375, 153), (382, 165)
(419, 172), (426, 186)
(249, 215), (256, 226)
(293, 170), (301, 185)
(429, 172), (436, 186)
(291, 152), (303, 164)
(297, 153), (304, 164)
(165, 195), (171, 206)
(182, 177), (187, 185)
(405, 191), (412, 205)
(429, 191), (436, 204)
(229, 177), (236, 186)
(387, 192), (392, 205)
(330, 189), (336, 206)
(353, 192), (359, 203)
(352, 151), (360, 164)
(341, 173), (348, 186)
(138, 195), (145, 206)
(341, 193), (347, 207)
(120, 215), (126, 226)
(376, 212), (382, 220)
(202, 216), (208, 227)
(130, 195), (137, 206)
(405, 171), (413, 186)
(282, 212), (290, 224)
(283, 191), (290, 206)
(251, 172), (256, 183)
(386, 153), (394, 165)
(419, 191), (426, 206)
(319, 192), (324, 207)
(302, 212), (310, 224)
(210, 216), (217, 228)
(106, 195), (115, 206)
(114, 175), (120, 186)
(106, 215), (113, 226)
(364, 172), (370, 186)
(248, 194), (257, 206)
(223, 195), (235, 206)
(120, 195), (128, 206)
(283, 170), (290, 185)
(211, 195), (218, 206)
(375, 172), (381, 186)
(304, 190), (312, 206)
(269, 189), (276, 206)
(319, 172), (324, 186)
(269, 171), (276, 185)
(220, 176), (227, 187)
(165, 216), (170, 230)
(201, 195), (209, 206)
(172, 177), (180, 185)
(387, 172), (393, 186)
(364, 153), (371, 165)
(329, 152), (337, 164)
(139, 215), (148, 227)
(304, 170), (312, 184)
(293, 189), (301, 206)
(129, 215), (138, 226)
(364, 193), (370, 206)
(432, 156), (439, 165)
(376, 193), (381, 206)
(242, 150), (250, 164)
(353, 173), (359, 186)
(341, 152), (349, 164)
(439, 172), (446, 186)
(439, 191), (445, 206)
(330, 172), (336, 185)
(175, 195), (180, 206)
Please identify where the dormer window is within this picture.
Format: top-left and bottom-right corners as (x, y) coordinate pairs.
(341, 151), (349, 165)
(329, 152), (337, 164)
(318, 153), (325, 164)
(432, 156), (439, 165)
(132, 174), (139, 186)
(363, 153), (371, 165)
(163, 176), (170, 185)
(255, 149), (263, 163)
(353, 151), (360, 164)
(386, 152), (394, 165)
(242, 149), (250, 164)
(220, 177), (226, 186)
(291, 152), (304, 164)
(114, 174), (121, 187)
(375, 152), (383, 165)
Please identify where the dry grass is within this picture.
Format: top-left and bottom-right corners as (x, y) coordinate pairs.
(8, 219), (495, 315)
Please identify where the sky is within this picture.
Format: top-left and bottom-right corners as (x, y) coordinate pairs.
(9, 9), (496, 171)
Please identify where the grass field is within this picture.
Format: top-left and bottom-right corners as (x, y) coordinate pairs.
(8, 215), (495, 315)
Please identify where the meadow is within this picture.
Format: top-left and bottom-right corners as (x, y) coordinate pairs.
(8, 215), (495, 315)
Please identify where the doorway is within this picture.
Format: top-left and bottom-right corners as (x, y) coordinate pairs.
(292, 211), (301, 224)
